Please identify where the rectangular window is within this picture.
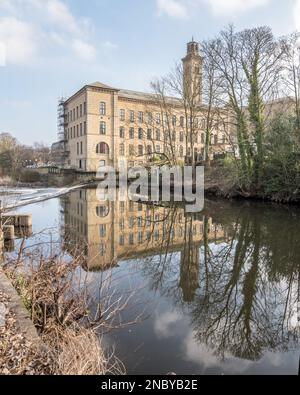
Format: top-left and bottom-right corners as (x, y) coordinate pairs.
(172, 115), (177, 126)
(120, 202), (125, 213)
(80, 104), (82, 117)
(147, 112), (153, 125)
(129, 145), (134, 156)
(138, 145), (144, 156)
(180, 131), (184, 142)
(99, 244), (106, 256)
(120, 109), (125, 121)
(120, 127), (125, 138)
(119, 144), (125, 156)
(84, 122), (87, 135)
(138, 232), (143, 244)
(100, 102), (106, 116)
(129, 217), (134, 229)
(119, 219), (125, 230)
(76, 106), (79, 119)
(84, 102), (87, 115)
(76, 125), (79, 137)
(100, 122), (106, 135)
(80, 123), (83, 136)
(156, 145), (161, 153)
(80, 141), (83, 155)
(77, 142), (79, 155)
(129, 234), (134, 245)
(147, 129), (152, 140)
(156, 113), (161, 125)
(201, 133), (205, 144)
(130, 110), (135, 123)
(138, 128), (143, 139)
(137, 217), (143, 228)
(156, 129), (160, 141)
(119, 235), (125, 246)
(99, 224), (106, 237)
(129, 128), (134, 139)
(138, 111), (144, 123)
(180, 116), (184, 127)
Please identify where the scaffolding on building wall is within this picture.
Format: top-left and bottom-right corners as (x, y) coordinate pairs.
(52, 98), (70, 167)
(57, 98), (68, 142)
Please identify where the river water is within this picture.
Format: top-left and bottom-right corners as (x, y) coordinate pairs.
(5, 187), (300, 375)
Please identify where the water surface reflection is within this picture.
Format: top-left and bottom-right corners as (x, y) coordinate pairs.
(58, 189), (300, 375)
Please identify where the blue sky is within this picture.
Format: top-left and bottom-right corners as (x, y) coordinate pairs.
(0, 0), (299, 145)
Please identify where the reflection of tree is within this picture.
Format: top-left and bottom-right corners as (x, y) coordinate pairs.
(190, 207), (300, 362)
(141, 201), (300, 363)
(179, 216), (199, 303)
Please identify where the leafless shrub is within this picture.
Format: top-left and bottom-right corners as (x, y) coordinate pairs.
(2, 240), (136, 375)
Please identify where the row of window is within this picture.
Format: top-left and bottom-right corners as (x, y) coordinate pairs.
(119, 109), (224, 131)
(67, 102), (87, 123)
(67, 122), (87, 139)
(94, 141), (222, 158)
(119, 127), (226, 144)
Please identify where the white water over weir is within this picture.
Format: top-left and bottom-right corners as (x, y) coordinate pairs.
(0, 184), (87, 212)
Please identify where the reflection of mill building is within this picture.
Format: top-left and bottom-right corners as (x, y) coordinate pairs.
(62, 189), (229, 301)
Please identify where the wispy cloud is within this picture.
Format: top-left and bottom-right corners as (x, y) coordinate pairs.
(203, 0), (270, 17)
(157, 0), (189, 19)
(293, 0), (300, 31)
(156, 0), (270, 19)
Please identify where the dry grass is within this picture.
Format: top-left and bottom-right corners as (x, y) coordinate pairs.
(55, 328), (124, 375)
(2, 243), (129, 375)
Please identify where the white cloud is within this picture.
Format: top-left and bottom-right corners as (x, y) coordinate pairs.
(157, 0), (188, 19)
(45, 0), (79, 34)
(204, 0), (270, 16)
(156, 0), (269, 19)
(0, 17), (37, 64)
(293, 0), (300, 31)
(0, 0), (101, 65)
(0, 41), (6, 66)
(71, 39), (96, 61)
(154, 311), (182, 338)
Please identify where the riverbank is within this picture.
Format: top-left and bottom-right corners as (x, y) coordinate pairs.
(0, 250), (124, 375)
(0, 270), (52, 375)
(204, 165), (300, 204)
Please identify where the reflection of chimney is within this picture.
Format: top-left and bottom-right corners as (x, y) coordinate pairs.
(182, 40), (203, 104)
(179, 244), (200, 303)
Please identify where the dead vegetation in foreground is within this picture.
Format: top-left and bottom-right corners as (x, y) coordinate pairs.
(1, 243), (133, 375)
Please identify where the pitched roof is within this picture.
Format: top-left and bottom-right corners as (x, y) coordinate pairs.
(87, 81), (119, 91)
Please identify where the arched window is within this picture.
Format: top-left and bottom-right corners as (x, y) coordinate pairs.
(96, 205), (110, 218)
(96, 142), (109, 155)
